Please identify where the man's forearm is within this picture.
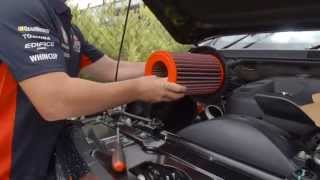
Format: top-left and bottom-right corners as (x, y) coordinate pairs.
(115, 61), (145, 81)
(80, 56), (145, 82)
(62, 77), (141, 118)
(28, 75), (142, 121)
(62, 77), (143, 120)
(21, 72), (186, 122)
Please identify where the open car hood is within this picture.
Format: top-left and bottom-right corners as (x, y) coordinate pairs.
(142, 0), (320, 44)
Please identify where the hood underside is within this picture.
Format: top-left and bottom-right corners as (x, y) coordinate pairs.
(143, 0), (320, 44)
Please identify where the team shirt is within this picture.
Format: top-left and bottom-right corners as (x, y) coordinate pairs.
(0, 0), (104, 179)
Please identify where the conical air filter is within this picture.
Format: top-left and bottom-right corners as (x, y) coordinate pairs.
(145, 51), (225, 95)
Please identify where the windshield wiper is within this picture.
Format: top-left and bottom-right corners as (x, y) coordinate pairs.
(197, 35), (221, 46)
(221, 34), (251, 49)
(242, 33), (274, 49)
(309, 44), (320, 50)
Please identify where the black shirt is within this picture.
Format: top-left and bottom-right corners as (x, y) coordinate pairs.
(0, 0), (104, 179)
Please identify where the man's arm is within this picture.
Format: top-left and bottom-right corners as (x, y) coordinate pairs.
(20, 72), (186, 121)
(80, 55), (145, 82)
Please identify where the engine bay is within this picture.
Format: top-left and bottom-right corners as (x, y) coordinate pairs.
(69, 48), (320, 180)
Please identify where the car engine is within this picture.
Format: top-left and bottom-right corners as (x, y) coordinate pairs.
(68, 47), (320, 180)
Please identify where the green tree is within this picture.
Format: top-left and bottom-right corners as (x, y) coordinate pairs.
(71, 3), (190, 62)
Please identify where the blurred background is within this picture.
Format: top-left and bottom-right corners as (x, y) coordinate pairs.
(67, 0), (189, 62)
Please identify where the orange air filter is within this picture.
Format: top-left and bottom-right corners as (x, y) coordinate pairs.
(145, 51), (225, 95)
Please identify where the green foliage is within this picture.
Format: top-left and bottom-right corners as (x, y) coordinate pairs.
(71, 3), (190, 62)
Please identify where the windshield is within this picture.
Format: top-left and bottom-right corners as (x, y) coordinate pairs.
(201, 31), (320, 50)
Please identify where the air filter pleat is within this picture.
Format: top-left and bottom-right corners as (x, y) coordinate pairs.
(177, 72), (221, 76)
(176, 67), (220, 72)
(176, 62), (219, 65)
(145, 51), (225, 95)
(176, 64), (219, 69)
(178, 83), (221, 87)
(177, 80), (222, 84)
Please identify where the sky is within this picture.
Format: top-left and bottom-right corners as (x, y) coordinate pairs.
(68, 0), (104, 9)
(68, 0), (142, 9)
(67, 0), (320, 46)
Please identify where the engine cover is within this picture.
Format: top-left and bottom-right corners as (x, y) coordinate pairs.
(178, 115), (299, 178)
(226, 77), (320, 135)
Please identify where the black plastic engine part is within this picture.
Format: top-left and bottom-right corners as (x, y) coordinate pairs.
(226, 77), (320, 136)
(255, 93), (314, 125)
(151, 96), (197, 133)
(178, 115), (300, 178)
(130, 162), (191, 180)
(126, 96), (197, 133)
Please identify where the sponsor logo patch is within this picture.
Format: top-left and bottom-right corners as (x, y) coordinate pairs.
(18, 26), (50, 34)
(22, 34), (51, 41)
(25, 42), (55, 50)
(29, 53), (58, 63)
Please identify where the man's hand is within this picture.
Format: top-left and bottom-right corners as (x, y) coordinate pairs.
(136, 76), (186, 103)
(19, 72), (186, 121)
